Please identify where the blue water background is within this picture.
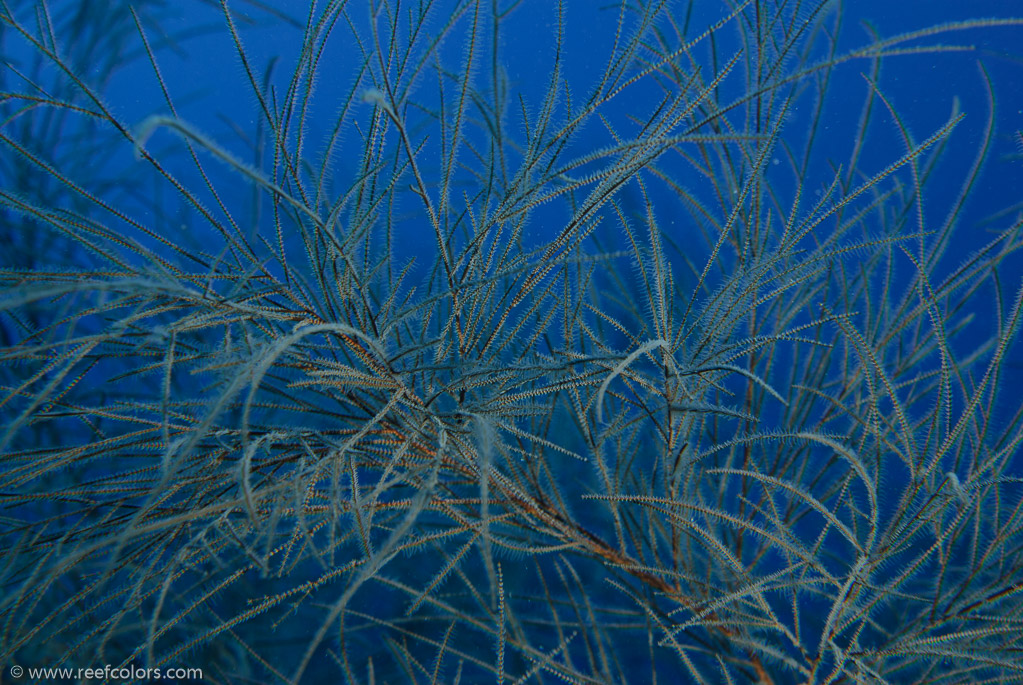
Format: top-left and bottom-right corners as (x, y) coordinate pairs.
(102, 0), (1022, 415)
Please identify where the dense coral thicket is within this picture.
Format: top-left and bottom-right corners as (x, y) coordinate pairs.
(2, 1), (1023, 682)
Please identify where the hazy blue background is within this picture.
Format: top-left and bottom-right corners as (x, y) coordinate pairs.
(101, 0), (1023, 289)
(102, 0), (1021, 419)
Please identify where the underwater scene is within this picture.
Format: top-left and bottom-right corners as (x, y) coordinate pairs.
(2, 0), (1023, 682)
